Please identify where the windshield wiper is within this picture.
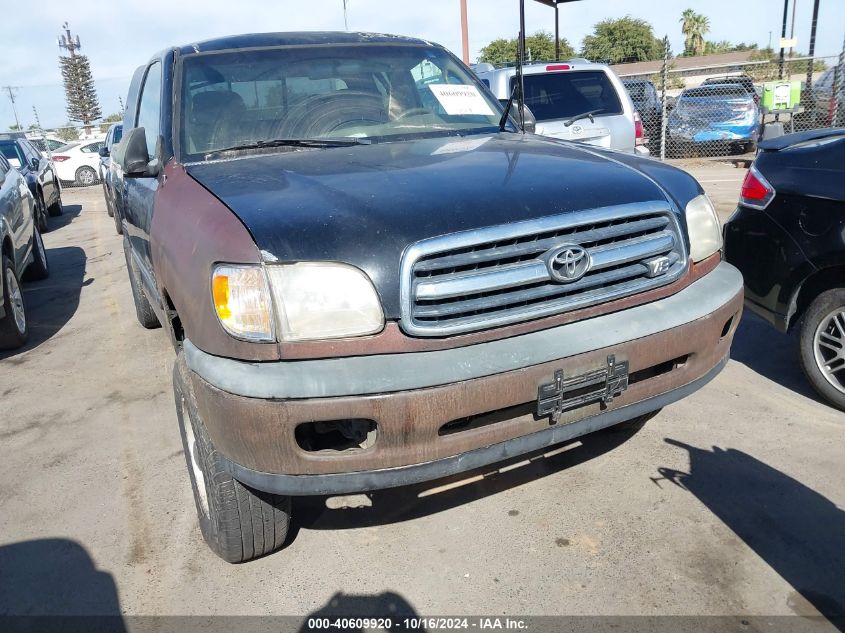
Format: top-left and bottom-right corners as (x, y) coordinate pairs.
(499, 84), (519, 132)
(563, 109), (604, 127)
(205, 137), (371, 157)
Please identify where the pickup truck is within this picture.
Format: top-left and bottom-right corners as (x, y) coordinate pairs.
(113, 32), (743, 563)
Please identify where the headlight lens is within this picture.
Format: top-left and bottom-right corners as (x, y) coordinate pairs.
(685, 194), (722, 262)
(266, 262), (384, 341)
(211, 265), (274, 341)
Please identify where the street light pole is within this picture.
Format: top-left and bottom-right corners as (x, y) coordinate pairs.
(778, 0), (789, 79)
(460, 0), (469, 64)
(342, 0), (349, 31)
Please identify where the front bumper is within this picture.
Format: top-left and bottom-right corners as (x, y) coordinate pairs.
(186, 262), (743, 495)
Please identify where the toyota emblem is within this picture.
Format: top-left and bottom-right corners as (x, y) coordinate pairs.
(544, 244), (591, 283)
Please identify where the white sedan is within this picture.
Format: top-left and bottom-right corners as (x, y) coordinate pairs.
(52, 140), (105, 186)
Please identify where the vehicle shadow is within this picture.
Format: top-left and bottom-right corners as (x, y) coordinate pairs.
(46, 202), (82, 231)
(291, 423), (643, 534)
(656, 440), (845, 631)
(0, 246), (89, 361)
(0, 538), (125, 630)
(298, 592), (423, 632)
(729, 310), (823, 403)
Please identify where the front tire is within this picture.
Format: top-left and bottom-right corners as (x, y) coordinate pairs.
(35, 192), (49, 233)
(799, 289), (845, 411)
(22, 227), (49, 282)
(122, 238), (159, 329)
(0, 255), (28, 350)
(47, 190), (63, 217)
(173, 353), (292, 563)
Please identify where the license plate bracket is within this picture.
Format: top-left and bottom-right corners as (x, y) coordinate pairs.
(537, 354), (629, 424)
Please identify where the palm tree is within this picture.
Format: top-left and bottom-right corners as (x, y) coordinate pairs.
(680, 9), (711, 56)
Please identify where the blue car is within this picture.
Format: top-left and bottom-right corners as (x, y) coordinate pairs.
(668, 84), (760, 155)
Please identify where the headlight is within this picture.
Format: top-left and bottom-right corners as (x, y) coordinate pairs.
(266, 262), (384, 342)
(211, 264), (274, 342)
(685, 194), (722, 263)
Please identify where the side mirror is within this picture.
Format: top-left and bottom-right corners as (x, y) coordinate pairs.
(29, 157), (40, 170)
(98, 146), (110, 158)
(520, 103), (537, 134)
(118, 127), (159, 177)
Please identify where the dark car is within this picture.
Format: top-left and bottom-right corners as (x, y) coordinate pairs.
(724, 128), (845, 410)
(98, 123), (123, 232)
(622, 78), (661, 147)
(0, 136), (63, 232)
(0, 154), (50, 349)
(113, 32), (741, 562)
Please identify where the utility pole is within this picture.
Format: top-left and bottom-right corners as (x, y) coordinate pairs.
(789, 0), (799, 58)
(118, 95), (125, 112)
(342, 0), (349, 31)
(778, 0), (789, 79)
(460, 0), (469, 64)
(805, 0), (820, 92)
(2, 86), (20, 130)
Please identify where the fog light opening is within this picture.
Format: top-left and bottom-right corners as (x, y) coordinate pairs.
(295, 419), (377, 453)
(720, 313), (737, 339)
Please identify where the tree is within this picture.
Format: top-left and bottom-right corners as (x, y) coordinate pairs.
(59, 54), (101, 130)
(55, 124), (79, 142)
(680, 9), (710, 56)
(580, 17), (663, 64)
(99, 112), (122, 134)
(478, 31), (575, 65)
(8, 124), (22, 132)
(703, 40), (758, 55)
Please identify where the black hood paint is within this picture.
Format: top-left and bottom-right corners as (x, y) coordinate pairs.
(186, 134), (683, 318)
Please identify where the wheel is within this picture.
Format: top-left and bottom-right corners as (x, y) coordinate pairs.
(103, 186), (114, 217)
(122, 238), (160, 329)
(22, 227), (49, 282)
(0, 255), (28, 350)
(173, 352), (291, 563)
(799, 289), (845, 411)
(113, 204), (123, 235)
(47, 191), (63, 217)
(75, 166), (97, 187)
(34, 192), (49, 233)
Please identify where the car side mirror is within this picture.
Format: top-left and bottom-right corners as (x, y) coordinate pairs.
(29, 157), (39, 170)
(520, 103), (537, 134)
(98, 146), (110, 158)
(118, 127), (159, 178)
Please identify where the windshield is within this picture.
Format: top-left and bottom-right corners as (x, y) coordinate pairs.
(515, 70), (623, 122)
(179, 44), (505, 159)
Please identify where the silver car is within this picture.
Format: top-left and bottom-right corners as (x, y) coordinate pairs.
(0, 155), (50, 350)
(475, 60), (644, 153)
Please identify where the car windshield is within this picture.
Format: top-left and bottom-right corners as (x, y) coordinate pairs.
(683, 86), (749, 100)
(624, 82), (648, 101)
(514, 70), (623, 122)
(179, 44), (506, 159)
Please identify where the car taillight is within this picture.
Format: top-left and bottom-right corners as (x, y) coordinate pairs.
(633, 112), (645, 144)
(52, 155), (70, 162)
(545, 64), (571, 71)
(740, 164), (775, 209)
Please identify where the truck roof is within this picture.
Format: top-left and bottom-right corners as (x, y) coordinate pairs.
(177, 31), (434, 55)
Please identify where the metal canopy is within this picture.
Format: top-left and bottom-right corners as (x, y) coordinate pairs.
(530, 0), (583, 61)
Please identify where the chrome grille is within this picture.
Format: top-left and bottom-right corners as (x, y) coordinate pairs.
(399, 201), (688, 337)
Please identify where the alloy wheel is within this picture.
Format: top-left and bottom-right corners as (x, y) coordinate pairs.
(5, 268), (25, 334)
(813, 307), (845, 395)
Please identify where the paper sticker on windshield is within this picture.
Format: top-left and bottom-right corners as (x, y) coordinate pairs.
(428, 84), (495, 116)
(431, 137), (491, 155)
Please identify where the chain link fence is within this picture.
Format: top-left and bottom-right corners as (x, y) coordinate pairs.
(618, 37), (845, 161)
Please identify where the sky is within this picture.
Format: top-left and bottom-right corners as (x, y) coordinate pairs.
(2, 0), (843, 129)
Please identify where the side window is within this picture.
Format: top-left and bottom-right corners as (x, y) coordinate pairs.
(81, 142), (103, 154)
(136, 62), (163, 158)
(0, 155), (8, 178)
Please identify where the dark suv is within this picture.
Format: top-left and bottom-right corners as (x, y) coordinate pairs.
(0, 135), (63, 232)
(114, 32), (742, 562)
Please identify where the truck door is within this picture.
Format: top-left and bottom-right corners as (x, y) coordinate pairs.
(123, 61), (162, 304)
